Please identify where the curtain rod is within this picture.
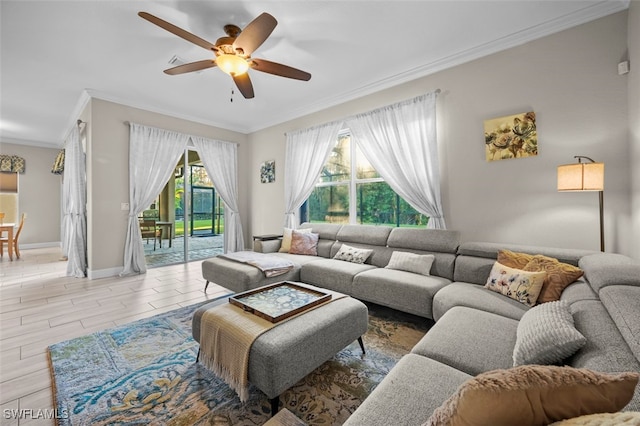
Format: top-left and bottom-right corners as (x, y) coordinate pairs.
(77, 119), (86, 127)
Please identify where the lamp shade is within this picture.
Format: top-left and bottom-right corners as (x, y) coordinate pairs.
(557, 162), (604, 191)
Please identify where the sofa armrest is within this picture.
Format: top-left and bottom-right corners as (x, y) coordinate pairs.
(254, 239), (282, 253)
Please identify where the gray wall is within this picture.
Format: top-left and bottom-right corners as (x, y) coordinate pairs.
(629, 2), (640, 259)
(0, 142), (61, 247)
(85, 98), (249, 278)
(248, 11), (634, 257)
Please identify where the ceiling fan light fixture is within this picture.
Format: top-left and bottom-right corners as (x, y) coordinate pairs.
(216, 54), (249, 76)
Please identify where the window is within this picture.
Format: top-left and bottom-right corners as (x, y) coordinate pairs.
(301, 133), (428, 227)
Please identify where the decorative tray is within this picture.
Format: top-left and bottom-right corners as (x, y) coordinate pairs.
(229, 282), (331, 323)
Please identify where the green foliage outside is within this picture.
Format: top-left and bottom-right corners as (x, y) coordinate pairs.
(174, 219), (224, 236)
(308, 134), (428, 227)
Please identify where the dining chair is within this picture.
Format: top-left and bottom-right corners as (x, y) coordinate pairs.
(0, 212), (26, 259)
(139, 219), (160, 251)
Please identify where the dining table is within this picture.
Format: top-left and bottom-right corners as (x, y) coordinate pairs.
(156, 221), (173, 248)
(0, 223), (16, 261)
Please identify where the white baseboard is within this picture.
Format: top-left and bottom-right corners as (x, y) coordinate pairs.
(22, 242), (61, 249)
(88, 266), (126, 280)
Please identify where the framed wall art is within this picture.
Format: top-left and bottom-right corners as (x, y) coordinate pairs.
(260, 160), (275, 183)
(484, 111), (537, 162)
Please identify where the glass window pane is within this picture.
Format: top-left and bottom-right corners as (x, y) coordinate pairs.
(356, 181), (428, 227)
(355, 142), (380, 180)
(319, 135), (351, 183)
(308, 184), (350, 223)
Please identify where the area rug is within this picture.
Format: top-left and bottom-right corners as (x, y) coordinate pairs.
(48, 298), (431, 425)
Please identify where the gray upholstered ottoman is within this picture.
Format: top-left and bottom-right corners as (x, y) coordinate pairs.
(192, 288), (369, 415)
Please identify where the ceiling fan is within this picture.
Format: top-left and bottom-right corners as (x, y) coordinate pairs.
(139, 11), (311, 99)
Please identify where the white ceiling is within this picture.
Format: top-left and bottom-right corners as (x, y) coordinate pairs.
(0, 0), (629, 148)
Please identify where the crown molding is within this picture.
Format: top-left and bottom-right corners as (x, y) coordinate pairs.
(1, 137), (63, 149)
(82, 89), (251, 135)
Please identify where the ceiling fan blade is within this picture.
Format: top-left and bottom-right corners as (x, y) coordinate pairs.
(164, 59), (217, 75)
(233, 13), (277, 56)
(251, 58), (311, 81)
(233, 73), (255, 99)
(139, 12), (217, 52)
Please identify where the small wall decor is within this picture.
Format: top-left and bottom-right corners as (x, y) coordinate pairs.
(260, 160), (275, 183)
(484, 111), (537, 162)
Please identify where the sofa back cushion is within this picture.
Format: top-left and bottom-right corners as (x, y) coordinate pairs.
(578, 253), (640, 293)
(454, 242), (593, 285)
(336, 224), (393, 246)
(387, 228), (460, 281)
(299, 223), (343, 258)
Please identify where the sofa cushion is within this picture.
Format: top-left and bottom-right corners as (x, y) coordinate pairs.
(336, 224), (392, 246)
(387, 228), (460, 254)
(485, 262), (546, 307)
(513, 300), (586, 366)
(352, 268), (449, 318)
(299, 222), (342, 240)
(201, 257), (302, 293)
(300, 258), (375, 294)
(599, 285), (640, 363)
(342, 354), (471, 426)
(458, 242), (592, 266)
(333, 243), (373, 264)
(560, 279), (598, 304)
(585, 262), (640, 293)
(412, 306), (518, 375)
(385, 251), (435, 276)
(289, 230), (319, 255)
(425, 365), (639, 426)
(432, 282), (529, 321)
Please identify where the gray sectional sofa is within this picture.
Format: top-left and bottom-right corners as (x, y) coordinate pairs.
(200, 223), (640, 424)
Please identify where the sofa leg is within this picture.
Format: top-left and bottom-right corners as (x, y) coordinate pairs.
(196, 348), (200, 363)
(204, 281), (210, 293)
(270, 396), (280, 416)
(358, 336), (365, 355)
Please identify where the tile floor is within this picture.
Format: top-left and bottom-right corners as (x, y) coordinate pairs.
(0, 246), (228, 425)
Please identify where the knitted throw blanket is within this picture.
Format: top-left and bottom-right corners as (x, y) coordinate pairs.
(221, 251), (295, 278)
(199, 288), (347, 402)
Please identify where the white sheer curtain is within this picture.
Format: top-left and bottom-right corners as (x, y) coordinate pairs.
(283, 121), (343, 228)
(62, 126), (87, 277)
(345, 91), (446, 229)
(191, 136), (244, 253)
(121, 123), (190, 275)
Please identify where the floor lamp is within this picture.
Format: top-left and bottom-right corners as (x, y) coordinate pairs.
(557, 156), (605, 252)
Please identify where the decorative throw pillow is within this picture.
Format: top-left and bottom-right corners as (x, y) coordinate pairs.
(549, 412), (640, 426)
(333, 244), (373, 264)
(424, 365), (639, 426)
(523, 255), (584, 304)
(485, 262), (547, 307)
(288, 230), (319, 256)
(513, 300), (586, 366)
(385, 251), (435, 276)
(279, 227), (311, 253)
(497, 249), (535, 269)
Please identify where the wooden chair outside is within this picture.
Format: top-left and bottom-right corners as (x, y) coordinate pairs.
(1, 212), (26, 259)
(139, 219), (160, 251)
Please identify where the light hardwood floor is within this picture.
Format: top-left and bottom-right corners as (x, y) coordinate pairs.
(0, 247), (228, 425)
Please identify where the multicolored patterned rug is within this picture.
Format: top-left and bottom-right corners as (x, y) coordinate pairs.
(48, 298), (431, 425)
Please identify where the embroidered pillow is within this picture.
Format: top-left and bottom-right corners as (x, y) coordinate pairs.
(279, 227), (311, 253)
(485, 262), (546, 307)
(288, 230), (319, 256)
(523, 255), (584, 304)
(385, 251), (435, 276)
(424, 365), (639, 426)
(333, 244), (373, 264)
(513, 300), (586, 366)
